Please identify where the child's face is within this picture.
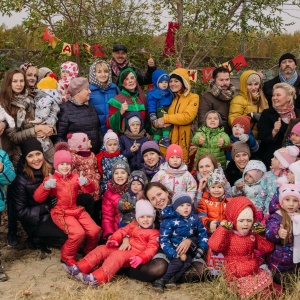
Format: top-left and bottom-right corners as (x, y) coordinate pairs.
(137, 215), (154, 228)
(247, 82), (260, 95)
(168, 155), (182, 168)
(129, 121), (141, 134)
(176, 203), (192, 217)
(271, 156), (280, 169)
(281, 196), (299, 213)
(287, 170), (295, 184)
(61, 69), (69, 79)
(290, 132), (300, 145)
(244, 172), (255, 184)
(198, 157), (214, 178)
(95, 65), (109, 83)
(143, 151), (160, 167)
(236, 218), (253, 236)
(158, 80), (169, 90)
(209, 183), (225, 198)
(205, 113), (220, 129)
(113, 169), (128, 185)
(232, 124), (245, 138)
(57, 162), (71, 175)
(131, 181), (143, 194)
(106, 140), (118, 153)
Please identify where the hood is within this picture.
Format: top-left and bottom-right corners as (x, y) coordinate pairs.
(225, 196), (257, 229)
(169, 68), (191, 96)
(35, 89), (62, 105)
(160, 161), (187, 174)
(242, 160), (267, 184)
(238, 70), (262, 99)
(152, 70), (169, 88)
(89, 60), (113, 89)
(124, 111), (144, 132)
(118, 67), (137, 87)
(60, 61), (79, 81)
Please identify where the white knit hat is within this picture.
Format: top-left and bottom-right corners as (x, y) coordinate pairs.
(135, 200), (156, 219)
(237, 206), (253, 221)
(274, 146), (299, 169)
(104, 129), (118, 150)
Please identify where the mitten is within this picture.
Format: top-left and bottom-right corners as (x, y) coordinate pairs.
(239, 134), (249, 143)
(220, 220), (233, 230)
(252, 221), (266, 235)
(78, 171), (88, 186)
(44, 173), (56, 189)
(106, 240), (119, 248)
(129, 256), (143, 268)
(45, 196), (58, 210)
(248, 112), (261, 122)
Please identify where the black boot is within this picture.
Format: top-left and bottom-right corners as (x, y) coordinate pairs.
(152, 278), (165, 293)
(0, 260), (7, 282)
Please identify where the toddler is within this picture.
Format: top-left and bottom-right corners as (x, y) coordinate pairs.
(147, 69), (173, 147)
(33, 142), (101, 266)
(63, 200), (159, 287)
(151, 144), (197, 200)
(0, 105), (15, 129)
(118, 170), (148, 227)
(192, 110), (230, 169)
(152, 192), (208, 292)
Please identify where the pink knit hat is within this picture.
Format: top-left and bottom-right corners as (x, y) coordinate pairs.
(104, 129), (118, 149)
(67, 133), (89, 151)
(53, 142), (72, 170)
(291, 122), (300, 136)
(274, 146), (299, 169)
(166, 144), (183, 161)
(279, 183), (300, 207)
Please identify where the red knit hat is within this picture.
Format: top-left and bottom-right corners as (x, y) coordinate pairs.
(67, 133), (89, 151)
(232, 116), (251, 134)
(166, 144), (183, 161)
(53, 142), (72, 170)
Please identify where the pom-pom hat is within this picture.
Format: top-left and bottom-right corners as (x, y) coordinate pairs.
(103, 129), (119, 149)
(274, 146), (299, 169)
(53, 142), (72, 170)
(37, 76), (57, 90)
(232, 116), (251, 134)
(289, 160), (300, 184)
(130, 170), (148, 189)
(172, 192), (192, 210)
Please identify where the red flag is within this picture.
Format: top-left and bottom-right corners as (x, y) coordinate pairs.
(163, 22), (179, 57)
(42, 28), (54, 43)
(231, 54), (248, 71)
(91, 44), (105, 57)
(72, 43), (80, 56)
(201, 67), (215, 83)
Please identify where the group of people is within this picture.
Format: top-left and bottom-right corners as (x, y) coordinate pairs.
(0, 45), (299, 298)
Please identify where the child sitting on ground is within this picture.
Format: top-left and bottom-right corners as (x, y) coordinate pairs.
(62, 200), (159, 287)
(152, 192), (208, 292)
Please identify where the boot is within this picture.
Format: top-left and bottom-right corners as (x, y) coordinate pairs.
(152, 278), (165, 293)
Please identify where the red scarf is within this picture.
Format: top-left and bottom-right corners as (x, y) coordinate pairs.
(109, 179), (128, 195)
(95, 150), (121, 175)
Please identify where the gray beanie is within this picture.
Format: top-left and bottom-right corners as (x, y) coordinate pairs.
(112, 160), (130, 175)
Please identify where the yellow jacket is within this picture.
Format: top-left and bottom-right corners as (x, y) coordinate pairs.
(163, 68), (199, 162)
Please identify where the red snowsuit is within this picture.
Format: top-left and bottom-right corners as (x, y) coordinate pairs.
(34, 171), (101, 265)
(77, 220), (159, 284)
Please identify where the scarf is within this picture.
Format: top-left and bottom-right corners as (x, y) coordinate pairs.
(279, 70), (298, 86)
(208, 79), (236, 101)
(274, 105), (296, 124)
(111, 59), (129, 77)
(95, 149), (121, 175)
(68, 96), (89, 106)
(89, 60), (113, 90)
(124, 129), (146, 140)
(109, 178), (128, 195)
(142, 156), (166, 178)
(11, 91), (32, 128)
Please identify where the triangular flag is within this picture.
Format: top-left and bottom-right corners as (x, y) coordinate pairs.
(201, 67), (215, 83)
(221, 60), (234, 73)
(83, 43), (91, 54)
(42, 28), (54, 43)
(231, 54), (248, 71)
(187, 70), (197, 83)
(51, 36), (59, 49)
(91, 44), (105, 57)
(61, 43), (72, 56)
(72, 43), (80, 56)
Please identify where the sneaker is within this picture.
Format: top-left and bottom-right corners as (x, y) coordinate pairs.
(7, 235), (20, 247)
(0, 264), (7, 282)
(165, 277), (177, 289)
(62, 263), (80, 276)
(152, 278), (165, 293)
(159, 137), (171, 148)
(75, 272), (98, 287)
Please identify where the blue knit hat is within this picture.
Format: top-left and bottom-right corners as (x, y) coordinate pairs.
(172, 192), (192, 210)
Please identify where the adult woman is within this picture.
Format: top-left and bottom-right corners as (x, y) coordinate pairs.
(20, 62), (39, 97)
(225, 141), (251, 186)
(257, 82), (300, 169)
(106, 68), (147, 134)
(228, 70), (268, 138)
(157, 68), (199, 163)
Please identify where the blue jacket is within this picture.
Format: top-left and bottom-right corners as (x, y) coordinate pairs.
(89, 83), (120, 134)
(159, 204), (208, 259)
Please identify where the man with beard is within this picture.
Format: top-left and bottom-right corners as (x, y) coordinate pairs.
(263, 53), (300, 109)
(198, 67), (236, 134)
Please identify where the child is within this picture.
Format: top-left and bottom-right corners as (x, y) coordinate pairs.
(89, 60), (120, 134)
(287, 160), (300, 184)
(102, 160), (130, 239)
(152, 192), (208, 292)
(31, 76), (62, 152)
(118, 170), (148, 227)
(198, 169), (232, 234)
(226, 116), (259, 161)
(285, 122), (300, 156)
(33, 142), (101, 266)
(232, 160), (267, 221)
(192, 110), (230, 169)
(57, 61), (79, 102)
(119, 112), (148, 171)
(147, 69), (173, 147)
(266, 183), (300, 287)
(0, 105), (15, 129)
(96, 129), (127, 194)
(208, 196), (275, 299)
(62, 200), (159, 287)
(151, 144), (197, 201)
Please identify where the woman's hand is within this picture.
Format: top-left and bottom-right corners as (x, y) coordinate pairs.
(157, 117), (165, 128)
(176, 238), (192, 256)
(198, 177), (207, 191)
(120, 101), (128, 115)
(35, 125), (54, 138)
(119, 237), (131, 251)
(272, 117), (281, 137)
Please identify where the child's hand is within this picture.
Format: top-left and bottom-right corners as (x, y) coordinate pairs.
(120, 101), (128, 115)
(198, 133), (205, 145)
(179, 254), (187, 261)
(210, 220), (218, 232)
(44, 173), (56, 189)
(239, 134), (249, 143)
(217, 135), (224, 147)
(129, 256), (143, 268)
(220, 220), (233, 230)
(0, 161), (3, 172)
(119, 237), (131, 251)
(130, 142), (140, 153)
(78, 171), (88, 186)
(278, 224), (288, 239)
(106, 240), (119, 248)
(236, 181), (244, 190)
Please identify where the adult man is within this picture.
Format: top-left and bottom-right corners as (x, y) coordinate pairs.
(263, 53), (300, 109)
(110, 44), (156, 87)
(198, 67), (236, 134)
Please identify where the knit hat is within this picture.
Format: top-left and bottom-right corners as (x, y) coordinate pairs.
(113, 44), (127, 53)
(135, 200), (156, 219)
(274, 146), (299, 169)
(166, 144), (183, 161)
(172, 192), (192, 210)
(128, 116), (141, 127)
(204, 110), (222, 126)
(289, 160), (300, 184)
(237, 206), (254, 222)
(38, 67), (52, 82)
(130, 170), (148, 189)
(37, 76), (57, 90)
(279, 183), (300, 207)
(20, 137), (43, 157)
(169, 73), (184, 87)
(112, 160), (130, 175)
(207, 169), (226, 186)
(231, 141), (250, 159)
(103, 129), (119, 149)
(278, 53), (297, 66)
(141, 141), (160, 157)
(291, 122), (300, 136)
(246, 74), (261, 85)
(118, 68), (137, 87)
(67, 77), (89, 97)
(67, 133), (89, 151)
(232, 116), (251, 134)
(53, 142), (72, 170)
